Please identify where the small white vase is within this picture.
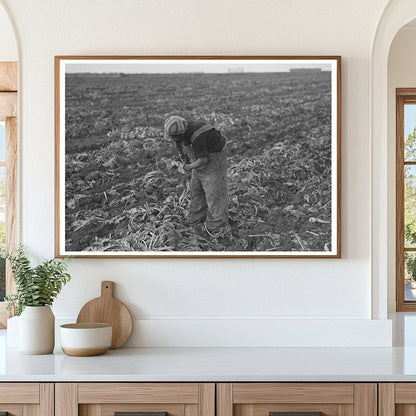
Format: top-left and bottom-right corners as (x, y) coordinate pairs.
(19, 306), (55, 354)
(6, 315), (20, 347)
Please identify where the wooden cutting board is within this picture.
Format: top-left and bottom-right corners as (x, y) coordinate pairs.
(76, 281), (133, 349)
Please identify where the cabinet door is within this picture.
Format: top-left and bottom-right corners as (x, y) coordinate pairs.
(0, 383), (53, 416)
(55, 383), (215, 416)
(379, 383), (416, 416)
(217, 383), (377, 416)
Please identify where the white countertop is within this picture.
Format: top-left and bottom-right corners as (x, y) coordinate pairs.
(2, 345), (416, 382)
(2, 313), (416, 382)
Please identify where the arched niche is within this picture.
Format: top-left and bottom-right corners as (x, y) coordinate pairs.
(371, 0), (416, 319)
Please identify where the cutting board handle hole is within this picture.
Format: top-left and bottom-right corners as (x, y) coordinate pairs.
(101, 281), (115, 297)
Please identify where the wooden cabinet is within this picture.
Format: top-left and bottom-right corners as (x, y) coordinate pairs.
(217, 383), (377, 416)
(55, 383), (215, 416)
(0, 380), (411, 416)
(0, 383), (53, 416)
(379, 383), (416, 416)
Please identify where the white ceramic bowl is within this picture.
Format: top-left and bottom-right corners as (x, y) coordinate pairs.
(60, 323), (112, 356)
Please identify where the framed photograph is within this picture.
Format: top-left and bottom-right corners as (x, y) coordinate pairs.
(55, 56), (341, 258)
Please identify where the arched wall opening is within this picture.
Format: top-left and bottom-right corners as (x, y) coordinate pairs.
(371, 0), (416, 319)
(387, 18), (416, 313)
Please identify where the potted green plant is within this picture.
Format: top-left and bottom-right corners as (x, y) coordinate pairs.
(5, 246), (71, 354)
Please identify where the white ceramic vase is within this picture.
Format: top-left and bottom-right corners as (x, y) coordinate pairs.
(6, 315), (20, 347)
(19, 305), (55, 354)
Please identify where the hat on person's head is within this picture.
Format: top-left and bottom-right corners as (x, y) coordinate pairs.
(164, 116), (188, 138)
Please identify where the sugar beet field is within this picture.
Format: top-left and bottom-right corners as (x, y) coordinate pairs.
(64, 71), (333, 253)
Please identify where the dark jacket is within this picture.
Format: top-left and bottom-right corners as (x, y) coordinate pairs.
(183, 121), (225, 159)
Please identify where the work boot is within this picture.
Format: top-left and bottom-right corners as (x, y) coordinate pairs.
(204, 223), (231, 239)
(191, 223), (206, 236)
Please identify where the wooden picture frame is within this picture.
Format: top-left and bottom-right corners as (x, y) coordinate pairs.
(55, 56), (341, 258)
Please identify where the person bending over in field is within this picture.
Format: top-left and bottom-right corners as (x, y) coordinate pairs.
(164, 115), (229, 238)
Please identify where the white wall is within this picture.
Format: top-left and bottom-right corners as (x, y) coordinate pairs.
(0, 0), (393, 347)
(387, 26), (416, 312)
(0, 3), (16, 61)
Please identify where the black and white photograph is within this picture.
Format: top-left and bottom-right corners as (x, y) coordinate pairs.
(55, 56), (341, 257)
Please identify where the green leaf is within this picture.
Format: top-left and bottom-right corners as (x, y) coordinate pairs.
(5, 245), (71, 315)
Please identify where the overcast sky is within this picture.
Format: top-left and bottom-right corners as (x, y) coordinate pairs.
(64, 60), (333, 74)
(406, 104), (416, 139)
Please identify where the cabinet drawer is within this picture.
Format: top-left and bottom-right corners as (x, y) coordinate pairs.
(0, 383), (39, 403)
(78, 383), (200, 404)
(0, 383), (53, 415)
(56, 383), (215, 416)
(217, 383), (376, 416)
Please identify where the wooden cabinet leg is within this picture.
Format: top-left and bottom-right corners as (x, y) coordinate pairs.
(199, 384), (215, 416)
(217, 384), (233, 416)
(354, 384), (377, 416)
(379, 384), (395, 416)
(39, 383), (54, 416)
(56, 383), (78, 416)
